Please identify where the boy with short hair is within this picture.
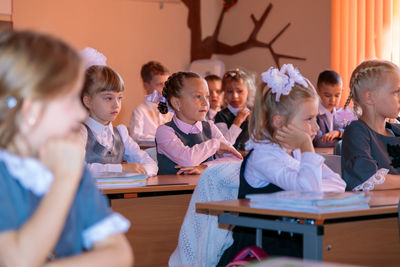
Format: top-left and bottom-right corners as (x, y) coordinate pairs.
(129, 61), (173, 142)
(313, 70), (344, 147)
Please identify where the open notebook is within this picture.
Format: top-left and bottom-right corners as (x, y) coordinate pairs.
(93, 172), (148, 189)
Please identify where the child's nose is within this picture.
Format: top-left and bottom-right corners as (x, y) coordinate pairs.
(202, 96), (209, 106)
(313, 120), (320, 132)
(113, 99), (121, 107)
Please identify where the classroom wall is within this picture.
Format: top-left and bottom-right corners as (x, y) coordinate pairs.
(0, 0), (11, 15)
(216, 0), (331, 88)
(13, 0), (330, 126)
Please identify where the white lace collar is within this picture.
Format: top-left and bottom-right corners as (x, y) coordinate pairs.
(0, 150), (53, 196)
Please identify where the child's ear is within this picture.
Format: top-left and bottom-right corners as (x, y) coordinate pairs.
(143, 81), (151, 92)
(170, 96), (180, 111)
(20, 99), (42, 131)
(82, 95), (91, 109)
(272, 114), (284, 128)
(362, 90), (375, 105)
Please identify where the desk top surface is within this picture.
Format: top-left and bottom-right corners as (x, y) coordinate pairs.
(102, 174), (199, 194)
(315, 147), (334, 155)
(196, 190), (400, 220)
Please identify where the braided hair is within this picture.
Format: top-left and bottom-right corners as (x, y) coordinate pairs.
(157, 71), (202, 114)
(347, 59), (398, 117)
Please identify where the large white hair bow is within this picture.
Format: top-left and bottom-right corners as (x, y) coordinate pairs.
(261, 64), (308, 102)
(80, 47), (107, 69)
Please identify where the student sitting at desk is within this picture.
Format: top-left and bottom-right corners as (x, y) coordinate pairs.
(214, 69), (255, 151)
(204, 74), (223, 121)
(0, 30), (132, 266)
(129, 61), (173, 143)
(155, 71), (243, 175)
(80, 60), (158, 176)
(218, 64), (345, 265)
(313, 70), (344, 147)
(342, 59), (400, 191)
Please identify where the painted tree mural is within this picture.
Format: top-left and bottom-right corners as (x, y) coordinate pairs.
(181, 0), (306, 67)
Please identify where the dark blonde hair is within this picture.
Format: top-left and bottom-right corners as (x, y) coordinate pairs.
(81, 65), (124, 108)
(158, 71), (202, 114)
(345, 59), (399, 116)
(222, 68), (256, 108)
(141, 61), (169, 83)
(250, 80), (317, 144)
(0, 30), (82, 149)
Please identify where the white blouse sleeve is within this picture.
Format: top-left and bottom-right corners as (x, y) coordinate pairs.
(247, 149), (324, 192)
(321, 164), (346, 192)
(129, 107), (156, 141)
(215, 122), (242, 146)
(82, 213), (130, 249)
(117, 125), (158, 176)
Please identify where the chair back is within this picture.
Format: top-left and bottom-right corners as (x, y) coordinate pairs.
(322, 154), (342, 174)
(145, 147), (157, 163)
(334, 140), (342, 155)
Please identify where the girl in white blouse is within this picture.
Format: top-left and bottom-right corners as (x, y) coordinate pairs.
(81, 65), (158, 176)
(218, 64), (346, 266)
(242, 64), (346, 194)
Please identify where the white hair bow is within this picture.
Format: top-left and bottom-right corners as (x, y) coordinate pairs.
(261, 64), (307, 102)
(80, 47), (107, 69)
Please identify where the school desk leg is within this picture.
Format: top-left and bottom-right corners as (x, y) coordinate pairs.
(302, 227), (323, 260)
(256, 228), (262, 247)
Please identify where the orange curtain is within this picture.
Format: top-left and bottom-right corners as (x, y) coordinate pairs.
(331, 0), (400, 106)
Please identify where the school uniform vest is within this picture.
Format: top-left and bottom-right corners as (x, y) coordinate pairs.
(238, 149), (283, 198)
(218, 149), (301, 266)
(156, 120), (213, 175)
(84, 124), (124, 164)
(214, 107), (249, 151)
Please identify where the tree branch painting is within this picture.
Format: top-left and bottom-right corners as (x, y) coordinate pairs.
(184, 0), (306, 67)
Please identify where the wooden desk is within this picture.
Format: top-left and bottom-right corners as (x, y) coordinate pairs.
(315, 147), (334, 155)
(104, 175), (199, 267)
(137, 140), (156, 150)
(196, 190), (400, 267)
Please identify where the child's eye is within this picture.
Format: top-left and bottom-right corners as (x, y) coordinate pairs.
(118, 96), (123, 100)
(307, 117), (315, 121)
(105, 97), (112, 101)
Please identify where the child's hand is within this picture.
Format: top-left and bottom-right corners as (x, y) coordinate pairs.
(39, 133), (85, 185)
(275, 124), (314, 153)
(218, 142), (243, 160)
(233, 108), (250, 126)
(122, 163), (147, 174)
(321, 130), (341, 143)
(175, 164), (207, 175)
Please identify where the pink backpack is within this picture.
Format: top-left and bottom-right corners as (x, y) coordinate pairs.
(226, 246), (269, 267)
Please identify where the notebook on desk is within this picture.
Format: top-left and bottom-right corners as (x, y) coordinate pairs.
(246, 191), (370, 213)
(93, 172), (148, 189)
